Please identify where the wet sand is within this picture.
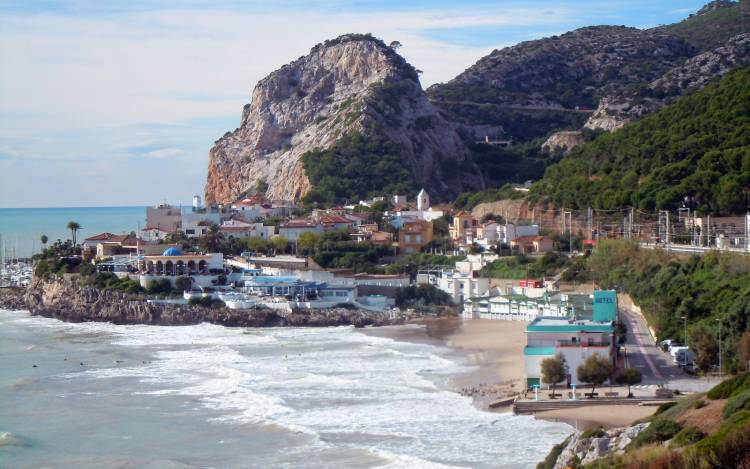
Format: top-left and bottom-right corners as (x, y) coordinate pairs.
(365, 318), (526, 410)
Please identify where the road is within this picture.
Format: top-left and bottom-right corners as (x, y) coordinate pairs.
(619, 307), (719, 392)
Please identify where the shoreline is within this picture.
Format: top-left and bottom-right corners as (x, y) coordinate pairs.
(366, 318), (658, 431)
(363, 318), (527, 411)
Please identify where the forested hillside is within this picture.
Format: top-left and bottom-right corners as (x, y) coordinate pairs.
(529, 67), (750, 216)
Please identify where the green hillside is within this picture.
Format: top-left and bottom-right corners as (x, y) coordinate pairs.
(529, 67), (750, 216)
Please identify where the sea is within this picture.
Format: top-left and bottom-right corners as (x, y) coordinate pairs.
(0, 207), (147, 259)
(0, 309), (572, 468)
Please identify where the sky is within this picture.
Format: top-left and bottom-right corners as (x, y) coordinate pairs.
(0, 0), (709, 208)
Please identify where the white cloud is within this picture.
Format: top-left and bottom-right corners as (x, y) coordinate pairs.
(0, 1), (638, 207)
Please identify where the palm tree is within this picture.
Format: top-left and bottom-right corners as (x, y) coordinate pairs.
(67, 221), (81, 246)
(40, 234), (48, 251)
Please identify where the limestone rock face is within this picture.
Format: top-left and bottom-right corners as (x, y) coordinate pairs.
(204, 34), (483, 205)
(552, 423), (651, 469)
(586, 33), (750, 131)
(542, 131), (586, 155)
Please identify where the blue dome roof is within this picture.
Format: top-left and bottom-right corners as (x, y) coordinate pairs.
(162, 247), (182, 256)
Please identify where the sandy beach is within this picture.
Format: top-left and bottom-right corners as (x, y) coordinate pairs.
(368, 318), (658, 429)
(366, 318), (527, 408)
(535, 405), (657, 430)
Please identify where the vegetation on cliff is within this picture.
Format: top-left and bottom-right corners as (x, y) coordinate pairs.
(556, 374), (750, 468)
(529, 67), (750, 215)
(301, 132), (417, 206)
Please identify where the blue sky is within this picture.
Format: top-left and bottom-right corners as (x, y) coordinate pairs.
(0, 0), (708, 208)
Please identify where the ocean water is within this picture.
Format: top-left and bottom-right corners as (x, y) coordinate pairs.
(0, 207), (147, 258)
(0, 310), (572, 468)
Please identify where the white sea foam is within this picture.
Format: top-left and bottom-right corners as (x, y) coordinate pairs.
(4, 311), (572, 467)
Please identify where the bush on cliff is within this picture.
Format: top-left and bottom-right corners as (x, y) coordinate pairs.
(395, 284), (453, 308)
(188, 297), (225, 308)
(626, 419), (682, 450)
(708, 372), (750, 400)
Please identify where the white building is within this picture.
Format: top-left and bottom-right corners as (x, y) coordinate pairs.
(220, 219), (275, 239)
(278, 220), (323, 242)
(464, 291), (590, 322)
(523, 290), (618, 389)
(181, 209), (221, 238)
(416, 267), (490, 305)
(524, 318), (615, 388)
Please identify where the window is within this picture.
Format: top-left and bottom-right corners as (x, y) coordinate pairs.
(336, 291), (348, 297)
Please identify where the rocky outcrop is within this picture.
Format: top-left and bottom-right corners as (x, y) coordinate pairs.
(24, 276), (393, 328)
(204, 34), (483, 204)
(586, 33), (750, 130)
(0, 287), (26, 310)
(549, 423), (650, 469)
(695, 0), (737, 16)
(542, 131), (585, 155)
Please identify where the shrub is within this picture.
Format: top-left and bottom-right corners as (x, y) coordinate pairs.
(723, 389), (750, 419)
(536, 434), (572, 469)
(627, 419), (682, 450)
(146, 278), (172, 295)
(694, 399), (706, 409)
(189, 297), (225, 308)
(34, 259), (50, 277)
(581, 426), (606, 439)
(654, 401), (678, 416)
(707, 373), (750, 400)
(669, 426), (705, 448)
(78, 262), (96, 276)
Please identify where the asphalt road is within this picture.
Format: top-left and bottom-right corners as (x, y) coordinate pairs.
(620, 307), (691, 384)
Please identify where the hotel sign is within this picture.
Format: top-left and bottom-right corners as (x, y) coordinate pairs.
(593, 290), (617, 322)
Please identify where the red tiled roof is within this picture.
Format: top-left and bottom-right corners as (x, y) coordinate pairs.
(319, 215), (352, 224)
(84, 232), (118, 241)
(282, 220), (319, 229)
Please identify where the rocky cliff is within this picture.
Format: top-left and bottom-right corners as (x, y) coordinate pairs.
(586, 33), (750, 131)
(204, 34), (483, 204)
(23, 276), (392, 328)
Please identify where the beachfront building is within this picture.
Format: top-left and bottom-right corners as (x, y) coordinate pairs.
(136, 247), (224, 288)
(463, 290), (592, 321)
(417, 266), (490, 305)
(523, 290), (618, 388)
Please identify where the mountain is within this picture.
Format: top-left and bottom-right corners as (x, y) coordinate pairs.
(426, 26), (695, 143)
(528, 67), (750, 216)
(204, 34), (483, 205)
(660, 0), (750, 52)
(585, 33), (750, 131)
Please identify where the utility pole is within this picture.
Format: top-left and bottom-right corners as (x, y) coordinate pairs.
(587, 207), (593, 240)
(717, 318), (723, 380)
